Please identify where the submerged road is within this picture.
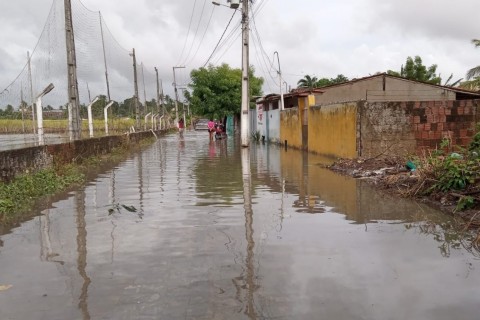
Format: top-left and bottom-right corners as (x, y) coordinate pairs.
(0, 131), (479, 319)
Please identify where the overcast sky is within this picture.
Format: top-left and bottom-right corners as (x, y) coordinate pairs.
(1, 0), (479, 100)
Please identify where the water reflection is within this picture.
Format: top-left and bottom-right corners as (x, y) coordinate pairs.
(75, 189), (91, 319)
(0, 132), (480, 319)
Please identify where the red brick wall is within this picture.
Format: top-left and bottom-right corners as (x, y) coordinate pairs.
(412, 100), (479, 154)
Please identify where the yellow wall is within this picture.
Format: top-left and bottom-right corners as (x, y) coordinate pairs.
(280, 108), (302, 149)
(308, 103), (358, 158)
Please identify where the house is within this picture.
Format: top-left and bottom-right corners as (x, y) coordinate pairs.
(254, 73), (480, 159)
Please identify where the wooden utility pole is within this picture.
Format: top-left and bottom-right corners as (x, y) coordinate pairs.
(64, 0), (81, 140)
(131, 48), (140, 129)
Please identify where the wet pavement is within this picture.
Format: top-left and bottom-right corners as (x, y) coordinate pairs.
(0, 130), (479, 320)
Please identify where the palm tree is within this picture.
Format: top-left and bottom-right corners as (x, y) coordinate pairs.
(297, 75), (319, 89)
(466, 39), (480, 80)
(458, 39), (480, 91)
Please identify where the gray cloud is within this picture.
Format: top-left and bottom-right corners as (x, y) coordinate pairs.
(1, 0), (479, 105)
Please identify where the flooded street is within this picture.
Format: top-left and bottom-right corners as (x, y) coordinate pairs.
(0, 131), (479, 320)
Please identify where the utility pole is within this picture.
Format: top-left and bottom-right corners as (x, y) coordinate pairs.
(64, 0), (81, 140)
(240, 0), (250, 147)
(27, 51), (35, 134)
(274, 51), (284, 110)
(99, 12), (111, 101)
(155, 67), (161, 115)
(131, 48), (140, 129)
(172, 66), (185, 127)
(141, 63), (147, 116)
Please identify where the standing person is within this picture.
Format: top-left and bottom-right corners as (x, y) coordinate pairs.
(178, 118), (185, 137)
(207, 118), (215, 141)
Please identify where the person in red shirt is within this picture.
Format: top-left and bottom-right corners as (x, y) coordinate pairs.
(178, 118), (185, 137)
(207, 118), (215, 141)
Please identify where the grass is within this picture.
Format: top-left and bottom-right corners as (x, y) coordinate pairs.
(0, 118), (137, 134)
(0, 135), (157, 227)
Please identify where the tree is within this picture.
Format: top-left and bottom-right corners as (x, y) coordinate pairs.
(297, 75), (319, 88)
(387, 56), (441, 85)
(297, 74), (349, 88)
(189, 63), (263, 119)
(460, 39), (479, 90)
(466, 39), (480, 81)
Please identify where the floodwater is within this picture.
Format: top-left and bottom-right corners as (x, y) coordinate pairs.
(0, 131), (479, 320)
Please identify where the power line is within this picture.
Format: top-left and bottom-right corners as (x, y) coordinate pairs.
(185, 5), (216, 66)
(182, 0), (208, 66)
(202, 10), (237, 67)
(177, 0), (198, 65)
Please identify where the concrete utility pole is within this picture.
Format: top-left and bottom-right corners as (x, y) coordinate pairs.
(274, 51), (284, 111)
(240, 0), (250, 147)
(172, 66), (185, 127)
(99, 12), (111, 101)
(155, 67), (161, 115)
(141, 63), (147, 116)
(27, 51), (35, 134)
(131, 48), (140, 129)
(64, 0), (81, 140)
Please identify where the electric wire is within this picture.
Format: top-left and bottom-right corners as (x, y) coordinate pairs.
(185, 5), (216, 66)
(202, 10), (237, 67)
(177, 0), (198, 66)
(181, 0), (208, 66)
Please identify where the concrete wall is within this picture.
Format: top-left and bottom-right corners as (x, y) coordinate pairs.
(280, 107), (302, 149)
(0, 130), (161, 183)
(267, 108), (280, 143)
(314, 76), (457, 106)
(359, 101), (417, 158)
(309, 102), (358, 158)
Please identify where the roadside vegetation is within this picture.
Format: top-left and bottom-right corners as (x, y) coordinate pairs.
(330, 126), (480, 253)
(0, 118), (136, 134)
(0, 137), (156, 227)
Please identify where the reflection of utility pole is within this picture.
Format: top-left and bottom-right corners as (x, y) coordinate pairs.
(75, 189), (91, 319)
(130, 48), (140, 129)
(173, 66), (185, 127)
(241, 148), (257, 318)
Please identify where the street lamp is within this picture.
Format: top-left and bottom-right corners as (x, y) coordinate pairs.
(212, 1), (239, 9)
(36, 83), (54, 145)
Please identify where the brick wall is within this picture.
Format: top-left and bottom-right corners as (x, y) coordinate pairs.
(0, 130), (161, 183)
(412, 100), (479, 154)
(360, 99), (480, 158)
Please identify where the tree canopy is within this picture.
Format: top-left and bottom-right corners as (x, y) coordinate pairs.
(188, 63), (263, 119)
(387, 56), (441, 85)
(460, 39), (480, 91)
(297, 74), (349, 89)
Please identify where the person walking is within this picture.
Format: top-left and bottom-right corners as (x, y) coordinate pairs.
(207, 118), (215, 141)
(178, 118), (185, 137)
